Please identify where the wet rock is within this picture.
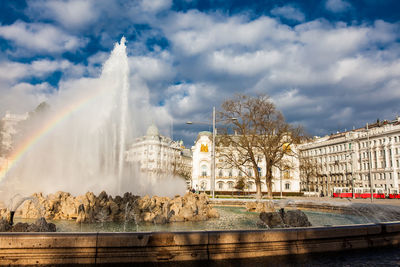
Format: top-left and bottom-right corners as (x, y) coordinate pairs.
(4, 217), (57, 232)
(259, 212), (285, 228)
(32, 217), (57, 232)
(0, 218), (11, 232)
(259, 209), (312, 228)
(246, 201), (275, 213)
(98, 191), (108, 201)
(153, 214), (168, 224)
(7, 190), (218, 225)
(283, 210), (311, 227)
(206, 208), (219, 218)
(11, 222), (31, 232)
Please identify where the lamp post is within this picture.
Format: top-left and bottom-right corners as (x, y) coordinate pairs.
(211, 106), (216, 199)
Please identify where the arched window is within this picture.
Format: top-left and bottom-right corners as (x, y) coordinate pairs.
(218, 182), (224, 189)
(228, 182), (234, 189)
(201, 165), (207, 176)
(218, 169), (223, 177)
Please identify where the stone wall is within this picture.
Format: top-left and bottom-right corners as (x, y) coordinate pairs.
(0, 222), (400, 265)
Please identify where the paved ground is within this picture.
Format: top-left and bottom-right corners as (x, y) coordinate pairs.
(212, 195), (400, 207)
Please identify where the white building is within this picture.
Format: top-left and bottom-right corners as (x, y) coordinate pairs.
(0, 111), (28, 156)
(298, 118), (400, 196)
(125, 123), (192, 185)
(191, 131), (300, 195)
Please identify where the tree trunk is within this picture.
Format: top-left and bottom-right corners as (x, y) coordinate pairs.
(266, 166), (273, 199)
(255, 179), (262, 200)
(254, 167), (262, 200)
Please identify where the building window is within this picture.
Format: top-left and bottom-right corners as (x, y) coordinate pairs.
(229, 169), (232, 177)
(218, 182), (223, 189)
(201, 165), (208, 176)
(228, 182), (234, 189)
(218, 169), (223, 177)
(285, 183), (290, 190)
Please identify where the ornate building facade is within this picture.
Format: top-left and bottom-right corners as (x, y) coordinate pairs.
(191, 131), (300, 194)
(125, 123), (192, 185)
(0, 111), (28, 156)
(298, 118), (400, 196)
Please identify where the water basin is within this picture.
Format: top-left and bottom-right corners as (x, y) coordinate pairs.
(13, 206), (374, 232)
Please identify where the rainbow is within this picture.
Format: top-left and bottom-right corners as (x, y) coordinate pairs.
(0, 37), (129, 185)
(0, 91), (101, 184)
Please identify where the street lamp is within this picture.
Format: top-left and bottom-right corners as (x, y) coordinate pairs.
(187, 107), (237, 199)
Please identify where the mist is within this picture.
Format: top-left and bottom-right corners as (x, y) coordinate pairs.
(0, 38), (186, 206)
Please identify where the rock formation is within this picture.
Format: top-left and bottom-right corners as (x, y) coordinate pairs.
(258, 209), (312, 228)
(0, 191), (219, 225)
(246, 201), (275, 213)
(0, 217), (56, 232)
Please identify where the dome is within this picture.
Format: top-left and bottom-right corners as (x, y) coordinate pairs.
(146, 123), (159, 136)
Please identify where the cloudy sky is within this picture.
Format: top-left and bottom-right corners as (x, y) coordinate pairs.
(0, 0), (400, 145)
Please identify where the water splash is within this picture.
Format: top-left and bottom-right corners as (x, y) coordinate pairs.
(0, 38), (131, 201)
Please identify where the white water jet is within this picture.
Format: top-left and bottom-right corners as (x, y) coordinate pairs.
(0, 37), (187, 205)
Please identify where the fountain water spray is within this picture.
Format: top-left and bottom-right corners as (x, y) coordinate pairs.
(0, 38), (131, 201)
(0, 37), (187, 209)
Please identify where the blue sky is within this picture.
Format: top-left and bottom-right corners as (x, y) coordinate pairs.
(0, 0), (400, 145)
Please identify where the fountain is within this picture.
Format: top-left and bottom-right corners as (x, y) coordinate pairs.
(1, 37), (400, 265)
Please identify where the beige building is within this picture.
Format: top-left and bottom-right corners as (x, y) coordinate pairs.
(298, 118), (400, 196)
(191, 131), (300, 195)
(125, 123), (192, 185)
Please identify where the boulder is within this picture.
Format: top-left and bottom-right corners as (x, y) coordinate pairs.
(283, 210), (311, 227)
(11, 222), (30, 232)
(0, 218), (11, 232)
(246, 201), (275, 213)
(32, 217), (56, 232)
(153, 214), (168, 224)
(259, 209), (312, 228)
(206, 208), (220, 218)
(259, 212), (285, 228)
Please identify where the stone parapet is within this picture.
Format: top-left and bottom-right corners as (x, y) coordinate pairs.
(0, 222), (400, 265)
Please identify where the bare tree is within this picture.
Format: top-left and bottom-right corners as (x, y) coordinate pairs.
(218, 94), (303, 199)
(299, 155), (324, 194)
(171, 153), (192, 185)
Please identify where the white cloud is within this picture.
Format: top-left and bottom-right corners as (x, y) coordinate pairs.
(0, 21), (87, 54)
(26, 0), (98, 29)
(271, 5), (305, 22)
(0, 82), (51, 115)
(164, 12), (294, 55)
(164, 83), (218, 119)
(156, 11), (400, 137)
(325, 0), (351, 13)
(139, 0), (172, 13)
(209, 49), (282, 76)
(0, 58), (85, 116)
(0, 59), (71, 83)
(129, 52), (175, 82)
